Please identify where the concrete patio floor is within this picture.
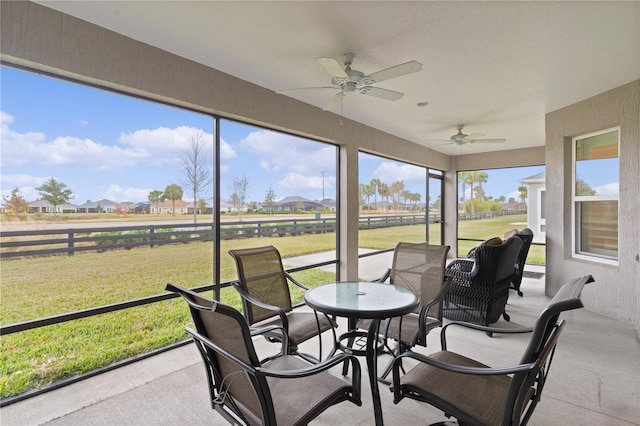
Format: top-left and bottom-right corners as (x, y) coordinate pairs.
(2, 266), (639, 425)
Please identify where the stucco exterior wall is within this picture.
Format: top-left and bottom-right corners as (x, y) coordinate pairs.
(546, 80), (640, 334)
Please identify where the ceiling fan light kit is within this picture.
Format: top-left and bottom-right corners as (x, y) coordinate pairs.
(427, 125), (506, 149)
(277, 52), (422, 111)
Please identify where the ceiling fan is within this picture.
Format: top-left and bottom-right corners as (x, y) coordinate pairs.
(276, 52), (422, 111)
(428, 125), (506, 148)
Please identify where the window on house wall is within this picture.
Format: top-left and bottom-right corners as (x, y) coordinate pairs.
(358, 152), (440, 280)
(572, 127), (619, 262)
(539, 189), (546, 233)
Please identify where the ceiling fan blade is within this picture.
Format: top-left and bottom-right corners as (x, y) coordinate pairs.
(425, 139), (453, 143)
(466, 133), (484, 140)
(276, 86), (336, 94)
(471, 138), (506, 143)
(316, 57), (348, 78)
(359, 86), (404, 101)
(365, 60), (422, 83)
(322, 92), (345, 111)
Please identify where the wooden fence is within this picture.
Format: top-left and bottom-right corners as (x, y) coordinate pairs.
(0, 214), (436, 259)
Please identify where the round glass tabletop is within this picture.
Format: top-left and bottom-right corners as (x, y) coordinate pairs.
(304, 281), (418, 319)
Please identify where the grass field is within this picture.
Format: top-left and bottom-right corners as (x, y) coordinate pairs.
(0, 214), (543, 398)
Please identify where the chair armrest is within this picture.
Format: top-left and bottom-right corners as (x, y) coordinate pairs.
(284, 271), (310, 291)
(417, 281), (452, 338)
(231, 281), (289, 330)
(394, 350), (535, 377)
(372, 268), (391, 283)
(258, 352), (361, 379)
(258, 353), (361, 401)
(444, 258), (477, 280)
(440, 320), (534, 350)
(250, 325), (289, 355)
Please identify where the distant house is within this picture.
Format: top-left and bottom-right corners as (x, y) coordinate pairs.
(151, 199), (190, 215)
(273, 196), (324, 212)
(317, 198), (337, 212)
(520, 172), (546, 243)
(28, 200), (77, 214)
(77, 199), (118, 213)
(362, 200), (392, 211)
(134, 202), (151, 214)
(186, 201), (213, 215)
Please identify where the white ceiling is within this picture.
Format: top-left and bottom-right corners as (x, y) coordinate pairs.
(37, 1), (639, 155)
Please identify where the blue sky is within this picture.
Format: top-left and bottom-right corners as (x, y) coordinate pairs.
(0, 66), (583, 207)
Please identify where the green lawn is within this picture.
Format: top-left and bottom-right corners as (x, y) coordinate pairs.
(0, 215), (543, 398)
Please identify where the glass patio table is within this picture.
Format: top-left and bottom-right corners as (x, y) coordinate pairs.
(304, 281), (419, 426)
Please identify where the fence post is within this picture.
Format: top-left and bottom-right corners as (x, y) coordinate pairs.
(68, 232), (74, 256)
(150, 227), (155, 248)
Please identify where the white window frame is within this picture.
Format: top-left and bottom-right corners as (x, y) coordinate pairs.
(571, 127), (619, 265)
(538, 188), (546, 234)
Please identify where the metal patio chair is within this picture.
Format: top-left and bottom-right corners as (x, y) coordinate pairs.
(392, 275), (595, 426)
(366, 242), (450, 381)
(229, 245), (337, 363)
(167, 283), (362, 426)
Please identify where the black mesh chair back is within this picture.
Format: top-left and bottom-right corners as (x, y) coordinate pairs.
(372, 243), (449, 381)
(510, 228), (534, 296)
(166, 283), (362, 426)
(387, 242), (450, 341)
(229, 245), (337, 362)
(230, 245), (293, 324)
(392, 275), (595, 426)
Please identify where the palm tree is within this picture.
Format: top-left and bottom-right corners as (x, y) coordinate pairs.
(378, 182), (389, 212)
(458, 171), (470, 205)
(463, 172), (475, 213)
(517, 185), (528, 209)
(475, 171), (489, 201)
(148, 190), (163, 216)
(163, 184), (184, 217)
(370, 178), (382, 209)
(359, 183), (374, 209)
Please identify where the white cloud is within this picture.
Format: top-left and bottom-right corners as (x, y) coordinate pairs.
(1, 173), (47, 187)
(373, 162), (424, 184)
(594, 182), (619, 196)
(1, 174), (52, 202)
(1, 111), (15, 126)
(101, 184), (152, 203)
(238, 130), (334, 175)
(1, 113), (227, 171)
(278, 172), (336, 193)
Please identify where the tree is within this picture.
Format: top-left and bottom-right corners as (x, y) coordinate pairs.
(198, 199), (208, 214)
(474, 171), (489, 201)
(370, 178), (382, 208)
(264, 186), (277, 214)
(148, 190), (164, 216)
(36, 177), (74, 217)
(229, 176), (250, 218)
(2, 187), (29, 221)
(517, 185), (528, 209)
(163, 184), (183, 217)
(359, 183), (374, 208)
(181, 133), (212, 223)
(458, 171), (471, 205)
(378, 183), (390, 211)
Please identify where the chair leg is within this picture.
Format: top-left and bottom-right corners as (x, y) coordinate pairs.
(503, 311), (511, 322)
